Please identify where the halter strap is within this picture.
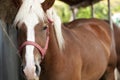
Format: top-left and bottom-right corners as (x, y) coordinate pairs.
(19, 17), (52, 59)
(19, 26), (50, 59)
(19, 36), (49, 58)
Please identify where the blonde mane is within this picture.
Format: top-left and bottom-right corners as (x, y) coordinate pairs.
(46, 8), (65, 50)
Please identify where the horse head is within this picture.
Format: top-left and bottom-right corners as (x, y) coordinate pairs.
(14, 0), (55, 80)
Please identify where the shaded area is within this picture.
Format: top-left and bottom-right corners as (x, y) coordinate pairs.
(0, 20), (24, 80)
(60, 0), (102, 7)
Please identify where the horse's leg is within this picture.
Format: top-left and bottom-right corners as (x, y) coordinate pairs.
(100, 65), (116, 80)
(100, 46), (117, 80)
(116, 52), (120, 80)
(114, 68), (120, 80)
(115, 57), (120, 80)
(100, 64), (116, 80)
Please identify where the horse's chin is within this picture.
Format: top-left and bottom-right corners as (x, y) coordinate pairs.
(27, 77), (39, 80)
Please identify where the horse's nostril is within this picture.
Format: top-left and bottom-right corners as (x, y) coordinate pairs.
(21, 65), (25, 72)
(35, 64), (40, 76)
(21, 65), (24, 69)
(20, 65), (25, 77)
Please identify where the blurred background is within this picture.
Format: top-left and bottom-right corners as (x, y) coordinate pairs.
(53, 0), (120, 26)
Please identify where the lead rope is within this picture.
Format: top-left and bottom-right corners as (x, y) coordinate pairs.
(0, 21), (21, 58)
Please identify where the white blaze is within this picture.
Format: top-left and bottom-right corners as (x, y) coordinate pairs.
(14, 0), (46, 78)
(25, 10), (39, 67)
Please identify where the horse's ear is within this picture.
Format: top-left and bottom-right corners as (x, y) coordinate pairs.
(42, 0), (55, 11)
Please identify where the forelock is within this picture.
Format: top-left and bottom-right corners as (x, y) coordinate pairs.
(14, 0), (46, 27)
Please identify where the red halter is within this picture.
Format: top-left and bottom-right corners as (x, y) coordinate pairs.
(18, 18), (52, 59)
(19, 36), (49, 59)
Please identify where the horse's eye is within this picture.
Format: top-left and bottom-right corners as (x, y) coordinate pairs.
(43, 26), (48, 30)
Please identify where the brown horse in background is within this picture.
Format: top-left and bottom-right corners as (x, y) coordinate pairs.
(0, 0), (22, 24)
(13, 0), (117, 80)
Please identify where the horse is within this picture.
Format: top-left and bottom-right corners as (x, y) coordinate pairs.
(13, 0), (117, 80)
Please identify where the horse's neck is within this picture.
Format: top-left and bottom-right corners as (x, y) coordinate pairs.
(41, 25), (63, 79)
(42, 25), (62, 74)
